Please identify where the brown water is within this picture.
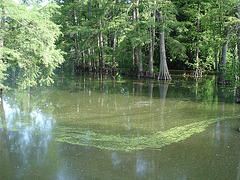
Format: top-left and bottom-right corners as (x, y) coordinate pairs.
(0, 73), (240, 179)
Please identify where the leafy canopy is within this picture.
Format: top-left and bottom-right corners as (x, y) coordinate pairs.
(0, 0), (64, 89)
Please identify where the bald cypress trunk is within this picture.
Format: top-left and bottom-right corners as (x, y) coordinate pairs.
(99, 20), (105, 72)
(194, 1), (201, 76)
(88, 0), (92, 71)
(148, 2), (156, 78)
(158, 11), (171, 80)
(80, 33), (85, 70)
(134, 0), (142, 76)
(112, 31), (117, 72)
(132, 6), (137, 69)
(148, 27), (154, 77)
(81, 1), (85, 70)
(218, 42), (228, 84)
(158, 29), (171, 80)
(72, 1), (80, 70)
(112, 0), (120, 73)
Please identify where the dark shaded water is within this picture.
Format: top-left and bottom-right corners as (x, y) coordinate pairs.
(0, 73), (240, 179)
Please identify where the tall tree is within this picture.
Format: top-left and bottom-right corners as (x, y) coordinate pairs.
(136, 0), (143, 76)
(0, 0), (64, 88)
(216, 0), (239, 84)
(73, 0), (80, 70)
(87, 0), (92, 71)
(147, 1), (156, 78)
(194, 0), (201, 77)
(158, 0), (171, 80)
(51, 0), (240, 79)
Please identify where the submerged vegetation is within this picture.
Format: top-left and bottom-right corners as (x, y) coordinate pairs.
(54, 116), (240, 151)
(1, 74), (239, 152)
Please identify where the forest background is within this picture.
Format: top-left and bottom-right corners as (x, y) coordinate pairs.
(0, 0), (240, 88)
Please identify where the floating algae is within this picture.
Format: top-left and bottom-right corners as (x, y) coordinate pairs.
(1, 115), (239, 152)
(54, 116), (240, 152)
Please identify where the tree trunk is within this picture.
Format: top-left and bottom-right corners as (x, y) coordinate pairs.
(72, 2), (79, 70)
(158, 29), (171, 80)
(221, 43), (227, 68)
(215, 52), (218, 72)
(138, 48), (143, 75)
(195, 46), (202, 76)
(234, 43), (238, 63)
(135, 3), (139, 70)
(196, 1), (200, 70)
(87, 0), (92, 71)
(136, 0), (143, 76)
(132, 6), (137, 69)
(80, 33), (85, 70)
(132, 48), (135, 66)
(194, 1), (201, 77)
(112, 31), (117, 72)
(87, 42), (91, 71)
(152, 1), (156, 58)
(158, 11), (171, 80)
(210, 9), (221, 73)
(112, 0), (120, 73)
(79, 1), (85, 70)
(74, 33), (79, 67)
(212, 22), (218, 72)
(218, 42), (228, 84)
(148, 27), (154, 77)
(92, 48), (95, 70)
(99, 20), (105, 72)
(148, 2), (156, 78)
(97, 35), (100, 71)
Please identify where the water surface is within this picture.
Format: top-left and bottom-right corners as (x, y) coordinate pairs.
(0, 73), (240, 179)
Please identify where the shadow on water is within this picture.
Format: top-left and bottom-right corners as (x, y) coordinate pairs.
(0, 71), (240, 179)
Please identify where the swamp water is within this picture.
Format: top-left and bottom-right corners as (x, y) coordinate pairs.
(0, 73), (240, 179)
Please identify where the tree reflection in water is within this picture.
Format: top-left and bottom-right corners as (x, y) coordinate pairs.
(0, 73), (239, 179)
(0, 89), (61, 179)
(0, 95), (12, 179)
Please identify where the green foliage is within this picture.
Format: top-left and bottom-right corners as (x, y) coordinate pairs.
(222, 57), (240, 87)
(1, 0), (240, 85)
(0, 61), (9, 89)
(1, 0), (64, 88)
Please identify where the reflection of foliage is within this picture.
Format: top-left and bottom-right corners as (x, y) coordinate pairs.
(4, 87), (56, 115)
(0, 99), (60, 179)
(194, 76), (217, 105)
(1, 72), (240, 179)
(54, 116), (239, 152)
(170, 75), (235, 105)
(1, 73), (239, 154)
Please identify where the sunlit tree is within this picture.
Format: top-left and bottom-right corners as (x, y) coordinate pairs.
(0, 0), (64, 89)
